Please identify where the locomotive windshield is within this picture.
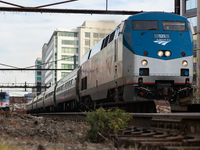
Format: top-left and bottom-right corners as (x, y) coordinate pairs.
(162, 21), (187, 31)
(132, 20), (159, 30)
(0, 93), (6, 99)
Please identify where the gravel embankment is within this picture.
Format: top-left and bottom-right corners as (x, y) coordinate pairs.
(0, 111), (118, 150)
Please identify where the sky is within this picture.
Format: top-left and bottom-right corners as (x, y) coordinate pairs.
(0, 0), (174, 96)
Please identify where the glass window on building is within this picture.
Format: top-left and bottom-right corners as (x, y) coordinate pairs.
(62, 47), (78, 54)
(93, 40), (98, 46)
(85, 48), (90, 53)
(85, 40), (90, 46)
(185, 0), (197, 13)
(61, 64), (74, 69)
(61, 72), (69, 78)
(62, 40), (78, 45)
(85, 32), (90, 38)
(193, 34), (197, 48)
(93, 33), (98, 38)
(37, 82), (41, 86)
(100, 33), (105, 38)
(58, 32), (77, 37)
(37, 66), (42, 69)
(37, 77), (42, 81)
(37, 60), (42, 64)
(188, 16), (197, 31)
(62, 55), (78, 62)
(37, 71), (41, 76)
(193, 50), (197, 63)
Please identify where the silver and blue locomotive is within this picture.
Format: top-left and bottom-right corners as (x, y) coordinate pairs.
(27, 12), (194, 113)
(0, 92), (10, 111)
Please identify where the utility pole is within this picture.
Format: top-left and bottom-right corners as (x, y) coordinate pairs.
(106, 0), (108, 11)
(197, 0), (200, 104)
(174, 0), (180, 15)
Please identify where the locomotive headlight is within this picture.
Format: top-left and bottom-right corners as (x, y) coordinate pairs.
(165, 51), (171, 57)
(158, 51), (163, 57)
(182, 60), (188, 66)
(141, 60), (148, 66)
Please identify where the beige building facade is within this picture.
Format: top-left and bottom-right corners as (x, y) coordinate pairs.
(78, 21), (119, 63)
(41, 21), (119, 87)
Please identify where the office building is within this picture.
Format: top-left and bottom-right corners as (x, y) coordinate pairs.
(42, 28), (79, 86)
(41, 21), (118, 86)
(35, 58), (42, 96)
(78, 21), (119, 63)
(24, 93), (32, 103)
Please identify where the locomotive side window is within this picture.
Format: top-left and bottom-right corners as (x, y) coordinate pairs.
(132, 20), (159, 30)
(81, 77), (87, 90)
(108, 31), (115, 43)
(101, 39), (106, 50)
(162, 21), (187, 31)
(101, 35), (110, 50)
(104, 35), (110, 48)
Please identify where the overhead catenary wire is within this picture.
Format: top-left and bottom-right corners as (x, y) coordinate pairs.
(0, 55), (76, 70)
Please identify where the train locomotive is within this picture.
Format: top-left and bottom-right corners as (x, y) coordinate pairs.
(27, 12), (194, 113)
(0, 92), (10, 111)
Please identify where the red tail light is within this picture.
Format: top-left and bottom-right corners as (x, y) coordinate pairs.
(181, 52), (185, 56)
(144, 51), (148, 56)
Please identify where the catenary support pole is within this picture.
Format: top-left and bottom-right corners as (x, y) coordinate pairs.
(196, 0), (200, 103)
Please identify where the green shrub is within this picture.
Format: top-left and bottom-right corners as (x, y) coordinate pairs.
(86, 107), (132, 142)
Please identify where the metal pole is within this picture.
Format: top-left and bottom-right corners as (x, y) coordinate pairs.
(25, 82), (27, 91)
(174, 0), (180, 15)
(197, 0), (200, 104)
(106, 0), (108, 11)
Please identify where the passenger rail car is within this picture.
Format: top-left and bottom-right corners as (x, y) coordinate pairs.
(0, 92), (10, 111)
(28, 12), (194, 113)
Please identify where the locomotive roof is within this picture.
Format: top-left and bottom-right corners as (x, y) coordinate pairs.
(127, 12), (188, 21)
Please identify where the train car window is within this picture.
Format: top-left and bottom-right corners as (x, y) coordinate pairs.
(132, 20), (159, 30)
(109, 31), (115, 43)
(162, 21), (187, 31)
(81, 77), (87, 90)
(101, 39), (106, 50)
(103, 35), (110, 48)
(88, 50), (92, 59)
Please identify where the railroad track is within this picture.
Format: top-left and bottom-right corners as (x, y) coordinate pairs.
(112, 113), (200, 149)
(35, 112), (200, 149)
